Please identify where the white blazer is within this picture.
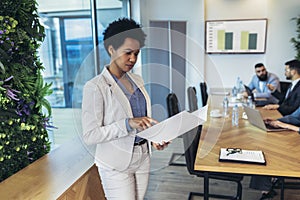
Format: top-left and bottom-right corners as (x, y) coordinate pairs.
(82, 67), (152, 171)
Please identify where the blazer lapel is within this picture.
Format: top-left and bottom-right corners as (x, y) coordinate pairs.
(286, 81), (300, 99)
(101, 67), (151, 118)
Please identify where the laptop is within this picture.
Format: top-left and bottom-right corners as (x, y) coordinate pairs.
(243, 106), (287, 132)
(243, 84), (268, 107)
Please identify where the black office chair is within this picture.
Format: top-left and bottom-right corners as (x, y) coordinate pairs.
(166, 93), (180, 117)
(200, 82), (208, 106)
(187, 87), (198, 111)
(183, 87), (243, 200)
(272, 177), (300, 199)
(279, 81), (291, 96)
(166, 93), (186, 166)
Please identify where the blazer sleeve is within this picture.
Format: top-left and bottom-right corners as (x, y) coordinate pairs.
(278, 116), (300, 126)
(278, 107), (300, 126)
(271, 90), (285, 104)
(248, 76), (256, 91)
(81, 81), (133, 145)
(269, 74), (280, 90)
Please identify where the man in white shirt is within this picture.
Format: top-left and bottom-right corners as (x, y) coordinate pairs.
(244, 63), (280, 104)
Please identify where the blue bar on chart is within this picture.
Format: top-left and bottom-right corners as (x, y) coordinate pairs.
(225, 32), (233, 50)
(217, 30), (233, 50)
(248, 33), (257, 50)
(241, 31), (258, 50)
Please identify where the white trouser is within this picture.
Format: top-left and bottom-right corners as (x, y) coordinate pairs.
(98, 143), (150, 200)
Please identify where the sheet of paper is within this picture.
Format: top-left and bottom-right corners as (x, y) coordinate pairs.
(137, 105), (208, 143)
(210, 91), (230, 96)
(219, 148), (265, 164)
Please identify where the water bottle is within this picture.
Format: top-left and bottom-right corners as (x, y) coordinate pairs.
(236, 77), (240, 85)
(232, 105), (239, 127)
(239, 79), (244, 93)
(236, 77), (241, 92)
(223, 96), (229, 117)
(247, 96), (254, 108)
(232, 86), (238, 97)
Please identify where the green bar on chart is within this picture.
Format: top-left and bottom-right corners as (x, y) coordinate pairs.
(225, 32), (233, 50)
(240, 31), (249, 50)
(217, 30), (225, 50)
(249, 33), (257, 50)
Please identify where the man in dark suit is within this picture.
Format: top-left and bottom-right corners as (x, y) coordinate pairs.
(264, 59), (300, 116)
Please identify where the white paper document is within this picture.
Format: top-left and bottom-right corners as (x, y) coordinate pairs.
(219, 148), (266, 165)
(137, 105), (208, 143)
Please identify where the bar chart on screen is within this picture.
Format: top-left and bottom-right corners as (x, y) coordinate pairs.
(205, 19), (267, 54)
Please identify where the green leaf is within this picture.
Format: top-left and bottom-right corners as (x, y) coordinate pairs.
(0, 108), (18, 118)
(41, 98), (52, 117)
(0, 61), (5, 73)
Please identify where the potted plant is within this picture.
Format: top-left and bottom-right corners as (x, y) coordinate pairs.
(291, 15), (300, 60)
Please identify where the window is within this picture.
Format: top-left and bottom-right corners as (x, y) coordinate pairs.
(36, 0), (129, 148)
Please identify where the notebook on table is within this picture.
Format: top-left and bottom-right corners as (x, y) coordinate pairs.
(244, 85), (268, 107)
(219, 148), (266, 165)
(243, 106), (287, 132)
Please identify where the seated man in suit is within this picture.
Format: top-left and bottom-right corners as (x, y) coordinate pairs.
(244, 63), (280, 104)
(264, 59), (300, 116)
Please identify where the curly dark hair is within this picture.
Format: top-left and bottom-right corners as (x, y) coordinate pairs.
(103, 18), (146, 55)
(254, 63), (264, 69)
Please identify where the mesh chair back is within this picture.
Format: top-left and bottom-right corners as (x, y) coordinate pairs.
(184, 87), (202, 174)
(200, 82), (208, 106)
(184, 88), (243, 200)
(183, 126), (202, 174)
(166, 93), (180, 117)
(187, 87), (198, 112)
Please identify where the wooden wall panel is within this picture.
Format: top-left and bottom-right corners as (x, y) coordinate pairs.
(57, 164), (105, 200)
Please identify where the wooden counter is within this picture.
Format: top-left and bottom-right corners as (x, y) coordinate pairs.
(0, 136), (105, 200)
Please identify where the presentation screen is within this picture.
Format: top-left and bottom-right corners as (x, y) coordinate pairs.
(205, 19), (267, 54)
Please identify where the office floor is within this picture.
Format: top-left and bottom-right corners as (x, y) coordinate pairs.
(50, 108), (300, 200)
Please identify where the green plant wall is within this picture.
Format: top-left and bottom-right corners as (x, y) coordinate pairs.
(0, 0), (52, 181)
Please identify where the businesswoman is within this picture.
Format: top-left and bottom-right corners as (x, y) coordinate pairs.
(82, 18), (168, 200)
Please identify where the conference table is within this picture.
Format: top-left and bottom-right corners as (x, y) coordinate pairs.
(194, 95), (300, 200)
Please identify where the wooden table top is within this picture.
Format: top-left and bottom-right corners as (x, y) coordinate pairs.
(195, 95), (300, 178)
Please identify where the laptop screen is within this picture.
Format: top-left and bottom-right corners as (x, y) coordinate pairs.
(244, 85), (254, 100)
(243, 106), (287, 132)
